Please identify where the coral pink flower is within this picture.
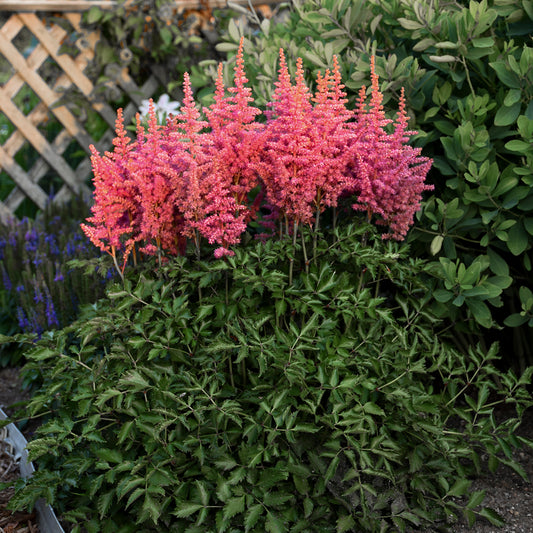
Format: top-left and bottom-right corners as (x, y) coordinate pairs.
(197, 37), (263, 254)
(82, 48), (433, 271)
(258, 51), (355, 227)
(349, 57), (433, 240)
(311, 56), (355, 210)
(81, 109), (141, 272)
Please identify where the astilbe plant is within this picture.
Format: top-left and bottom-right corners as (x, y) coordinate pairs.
(81, 38), (433, 275)
(5, 43), (533, 533)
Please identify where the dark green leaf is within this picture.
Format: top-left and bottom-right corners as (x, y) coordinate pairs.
(494, 102), (521, 126)
(507, 222), (529, 255)
(223, 495), (245, 521)
(479, 507), (505, 526)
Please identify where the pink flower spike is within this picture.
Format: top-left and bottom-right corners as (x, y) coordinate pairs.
(269, 48), (293, 118)
(179, 72), (207, 143)
(348, 57), (433, 240)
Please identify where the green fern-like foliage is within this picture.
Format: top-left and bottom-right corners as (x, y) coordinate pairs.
(8, 222), (533, 532)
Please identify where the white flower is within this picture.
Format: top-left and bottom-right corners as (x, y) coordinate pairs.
(155, 94), (181, 115)
(139, 94), (181, 124)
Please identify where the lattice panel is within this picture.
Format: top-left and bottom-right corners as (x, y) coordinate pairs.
(0, 11), (160, 221)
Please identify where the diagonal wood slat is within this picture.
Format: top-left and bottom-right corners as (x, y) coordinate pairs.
(0, 10), (161, 222)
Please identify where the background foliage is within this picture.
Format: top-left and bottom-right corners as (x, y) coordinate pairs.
(76, 0), (283, 107)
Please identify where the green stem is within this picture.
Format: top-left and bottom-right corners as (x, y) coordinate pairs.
(224, 270), (235, 388)
(225, 270), (229, 307)
(194, 229), (201, 261)
(228, 355), (235, 389)
(461, 56), (476, 97)
(313, 206), (320, 266)
(289, 220), (298, 285)
(445, 364), (484, 408)
(379, 370), (408, 390)
(193, 230), (203, 301)
(110, 247), (124, 283)
(301, 230), (309, 274)
(356, 269), (365, 296)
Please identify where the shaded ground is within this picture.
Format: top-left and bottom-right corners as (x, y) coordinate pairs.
(0, 367), (531, 533)
(447, 405), (533, 533)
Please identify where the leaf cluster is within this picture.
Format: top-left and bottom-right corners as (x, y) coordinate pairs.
(7, 224), (532, 532)
(77, 0), (271, 107)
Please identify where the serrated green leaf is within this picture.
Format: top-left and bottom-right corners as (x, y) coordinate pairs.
(174, 502), (203, 518)
(467, 490), (486, 509)
(125, 487), (145, 509)
(142, 492), (161, 524)
(96, 449), (122, 464)
(448, 478), (471, 497)
(244, 504), (263, 531)
(363, 402), (385, 416)
(117, 477), (144, 500)
(336, 514), (355, 532)
(97, 490), (114, 518)
(223, 495), (245, 521)
(265, 511), (286, 533)
(479, 507), (505, 526)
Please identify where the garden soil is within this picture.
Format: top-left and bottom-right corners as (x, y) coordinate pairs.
(0, 366), (531, 533)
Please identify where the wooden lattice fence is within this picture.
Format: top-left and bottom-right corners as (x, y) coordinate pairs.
(0, 0), (281, 222)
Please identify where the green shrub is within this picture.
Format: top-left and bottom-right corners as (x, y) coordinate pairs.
(6, 222), (532, 532)
(74, 0), (267, 109)
(214, 0), (533, 371)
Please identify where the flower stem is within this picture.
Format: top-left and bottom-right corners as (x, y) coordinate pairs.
(313, 206), (320, 266)
(301, 230), (309, 274)
(289, 220), (298, 285)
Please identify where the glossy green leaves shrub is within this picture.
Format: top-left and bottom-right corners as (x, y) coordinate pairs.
(215, 0), (533, 370)
(8, 224), (532, 532)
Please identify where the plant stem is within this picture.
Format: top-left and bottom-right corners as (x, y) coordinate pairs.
(461, 56), (476, 97)
(225, 270), (235, 387)
(301, 230), (309, 274)
(313, 205), (320, 266)
(289, 220), (298, 285)
(110, 247), (124, 283)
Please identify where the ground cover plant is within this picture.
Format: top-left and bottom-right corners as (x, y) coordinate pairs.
(213, 0), (533, 372)
(2, 40), (532, 533)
